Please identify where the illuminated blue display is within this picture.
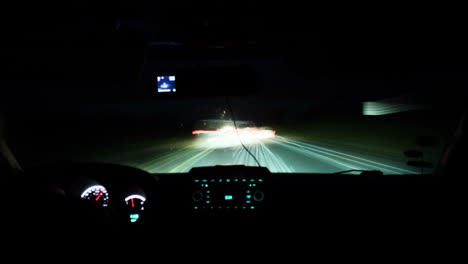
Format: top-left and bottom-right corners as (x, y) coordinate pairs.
(192, 177), (265, 213)
(130, 214), (140, 223)
(157, 76), (176, 93)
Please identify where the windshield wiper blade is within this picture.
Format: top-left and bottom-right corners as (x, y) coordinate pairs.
(225, 96), (261, 167)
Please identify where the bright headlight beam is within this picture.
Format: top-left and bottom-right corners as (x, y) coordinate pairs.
(193, 127), (276, 149)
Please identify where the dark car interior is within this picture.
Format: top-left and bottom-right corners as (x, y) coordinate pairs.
(1, 2), (467, 238)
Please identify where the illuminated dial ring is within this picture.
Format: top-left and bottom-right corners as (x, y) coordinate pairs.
(80, 185), (109, 207)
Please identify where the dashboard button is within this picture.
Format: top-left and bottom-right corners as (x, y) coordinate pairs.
(192, 191), (204, 202)
(253, 191), (264, 202)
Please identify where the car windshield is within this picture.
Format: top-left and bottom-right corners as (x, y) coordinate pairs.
(3, 83), (464, 175)
(1, 4), (466, 175)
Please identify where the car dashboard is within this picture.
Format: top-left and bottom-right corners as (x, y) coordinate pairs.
(6, 161), (439, 237)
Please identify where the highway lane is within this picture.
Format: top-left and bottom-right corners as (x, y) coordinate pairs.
(117, 136), (420, 175)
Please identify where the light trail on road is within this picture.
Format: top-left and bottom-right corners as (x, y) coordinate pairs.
(123, 134), (419, 175)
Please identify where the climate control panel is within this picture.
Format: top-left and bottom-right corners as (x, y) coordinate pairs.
(189, 166), (269, 215)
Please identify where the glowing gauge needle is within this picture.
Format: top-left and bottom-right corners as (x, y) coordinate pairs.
(131, 198), (135, 208)
(95, 191), (104, 201)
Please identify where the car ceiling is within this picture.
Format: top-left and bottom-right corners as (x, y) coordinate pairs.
(0, 2), (467, 106)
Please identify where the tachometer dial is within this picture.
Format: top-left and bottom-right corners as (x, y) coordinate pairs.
(125, 194), (146, 223)
(80, 185), (109, 207)
(125, 195), (145, 211)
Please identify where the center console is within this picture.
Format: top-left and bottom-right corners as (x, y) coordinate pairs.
(189, 166), (269, 215)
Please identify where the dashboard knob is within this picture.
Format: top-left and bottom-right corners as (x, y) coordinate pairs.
(192, 191), (204, 202)
(253, 191), (264, 202)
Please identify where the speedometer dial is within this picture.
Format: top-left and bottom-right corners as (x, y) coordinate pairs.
(80, 185), (109, 207)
